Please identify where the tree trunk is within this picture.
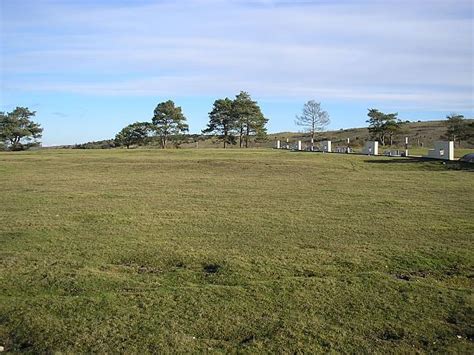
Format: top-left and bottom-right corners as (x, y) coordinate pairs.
(11, 136), (21, 150)
(311, 131), (315, 151)
(245, 125), (250, 148)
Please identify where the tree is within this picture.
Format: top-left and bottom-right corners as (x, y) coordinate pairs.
(115, 122), (153, 149)
(465, 121), (474, 145)
(202, 98), (237, 148)
(366, 109), (385, 145)
(152, 100), (189, 149)
(385, 115), (405, 146)
(233, 91), (268, 148)
(295, 100), (330, 151)
(445, 113), (467, 147)
(366, 109), (402, 146)
(0, 107), (43, 150)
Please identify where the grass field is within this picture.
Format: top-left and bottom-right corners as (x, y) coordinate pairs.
(1, 149), (473, 353)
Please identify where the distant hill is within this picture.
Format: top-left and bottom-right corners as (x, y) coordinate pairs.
(267, 120), (473, 149)
(180, 119), (473, 149)
(50, 119), (473, 150)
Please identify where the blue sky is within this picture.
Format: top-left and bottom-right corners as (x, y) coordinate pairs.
(1, 0), (473, 146)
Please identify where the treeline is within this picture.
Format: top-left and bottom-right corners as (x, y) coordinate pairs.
(72, 139), (116, 149)
(114, 91), (268, 149)
(1, 98), (473, 151)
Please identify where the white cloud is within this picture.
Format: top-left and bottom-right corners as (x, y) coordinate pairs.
(2, 0), (473, 111)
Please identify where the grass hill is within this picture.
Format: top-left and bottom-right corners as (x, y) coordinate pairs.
(50, 119), (473, 152)
(269, 120), (473, 148)
(180, 119), (474, 150)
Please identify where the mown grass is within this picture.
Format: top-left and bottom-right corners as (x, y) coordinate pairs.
(0, 149), (473, 353)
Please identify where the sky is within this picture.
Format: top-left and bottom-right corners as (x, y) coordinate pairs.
(1, 0), (473, 146)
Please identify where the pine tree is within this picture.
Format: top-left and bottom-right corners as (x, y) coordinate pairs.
(152, 100), (189, 149)
(233, 91), (268, 148)
(203, 98), (237, 148)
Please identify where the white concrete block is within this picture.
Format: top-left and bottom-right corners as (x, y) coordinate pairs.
(426, 141), (454, 160)
(321, 140), (332, 153)
(362, 141), (378, 155)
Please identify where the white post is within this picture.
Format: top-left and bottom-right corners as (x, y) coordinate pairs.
(297, 141), (302, 151)
(405, 136), (408, 156)
(276, 140), (281, 149)
(286, 138), (290, 150)
(448, 141), (454, 160)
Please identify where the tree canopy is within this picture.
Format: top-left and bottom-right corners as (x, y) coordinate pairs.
(233, 91), (268, 148)
(202, 92), (268, 148)
(366, 109), (403, 146)
(465, 121), (474, 145)
(203, 98), (237, 148)
(152, 100), (189, 149)
(0, 107), (43, 150)
(295, 100), (330, 150)
(445, 113), (469, 147)
(115, 122), (153, 149)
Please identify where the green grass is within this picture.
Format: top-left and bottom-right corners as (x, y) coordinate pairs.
(0, 149), (473, 353)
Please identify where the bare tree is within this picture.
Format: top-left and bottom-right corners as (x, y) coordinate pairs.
(295, 100), (330, 151)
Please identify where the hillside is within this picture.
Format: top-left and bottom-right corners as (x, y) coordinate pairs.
(54, 119), (473, 151)
(268, 120), (473, 148)
(180, 119), (473, 150)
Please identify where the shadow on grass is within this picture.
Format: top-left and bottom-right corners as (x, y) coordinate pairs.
(364, 157), (474, 171)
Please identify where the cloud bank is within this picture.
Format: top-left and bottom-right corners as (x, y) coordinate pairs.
(2, 0), (473, 111)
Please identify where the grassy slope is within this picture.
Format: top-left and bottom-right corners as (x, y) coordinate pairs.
(269, 120), (474, 148)
(182, 120), (474, 151)
(0, 149), (473, 353)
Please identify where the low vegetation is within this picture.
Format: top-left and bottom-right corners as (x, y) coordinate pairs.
(1, 149), (472, 352)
